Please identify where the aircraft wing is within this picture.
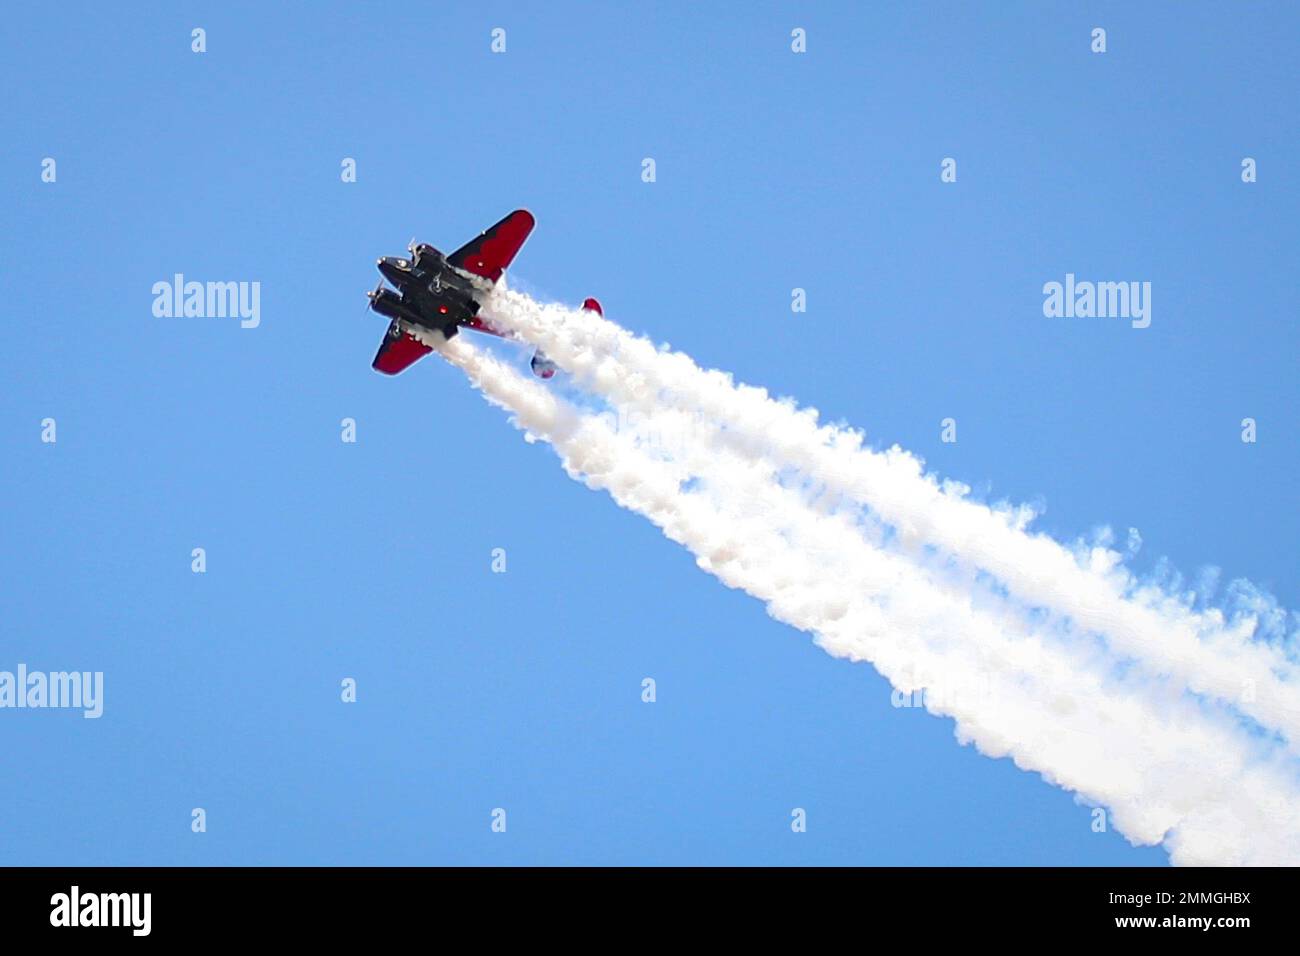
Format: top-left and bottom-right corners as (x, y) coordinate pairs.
(447, 209), (536, 283)
(371, 323), (432, 375)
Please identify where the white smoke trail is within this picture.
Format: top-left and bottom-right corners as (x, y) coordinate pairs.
(433, 333), (1300, 865)
(477, 289), (1300, 751)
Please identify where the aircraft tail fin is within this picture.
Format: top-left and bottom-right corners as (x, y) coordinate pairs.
(530, 297), (603, 378)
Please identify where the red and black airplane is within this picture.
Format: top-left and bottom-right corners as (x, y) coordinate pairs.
(367, 209), (600, 378)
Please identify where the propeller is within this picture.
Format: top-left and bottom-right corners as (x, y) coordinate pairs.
(363, 278), (383, 317)
(365, 279), (406, 339)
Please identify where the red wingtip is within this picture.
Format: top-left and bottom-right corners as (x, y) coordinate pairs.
(582, 297), (603, 316)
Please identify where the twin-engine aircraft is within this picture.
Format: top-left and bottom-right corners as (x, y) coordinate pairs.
(367, 209), (600, 378)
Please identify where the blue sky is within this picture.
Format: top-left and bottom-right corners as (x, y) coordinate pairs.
(1, 2), (1296, 865)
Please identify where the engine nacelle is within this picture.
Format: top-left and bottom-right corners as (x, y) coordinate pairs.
(411, 243), (443, 269)
(377, 257), (413, 289)
(368, 288), (421, 324)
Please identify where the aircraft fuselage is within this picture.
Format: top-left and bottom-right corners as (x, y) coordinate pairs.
(369, 245), (481, 338)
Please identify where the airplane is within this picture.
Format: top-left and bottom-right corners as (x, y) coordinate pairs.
(366, 209), (601, 378)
